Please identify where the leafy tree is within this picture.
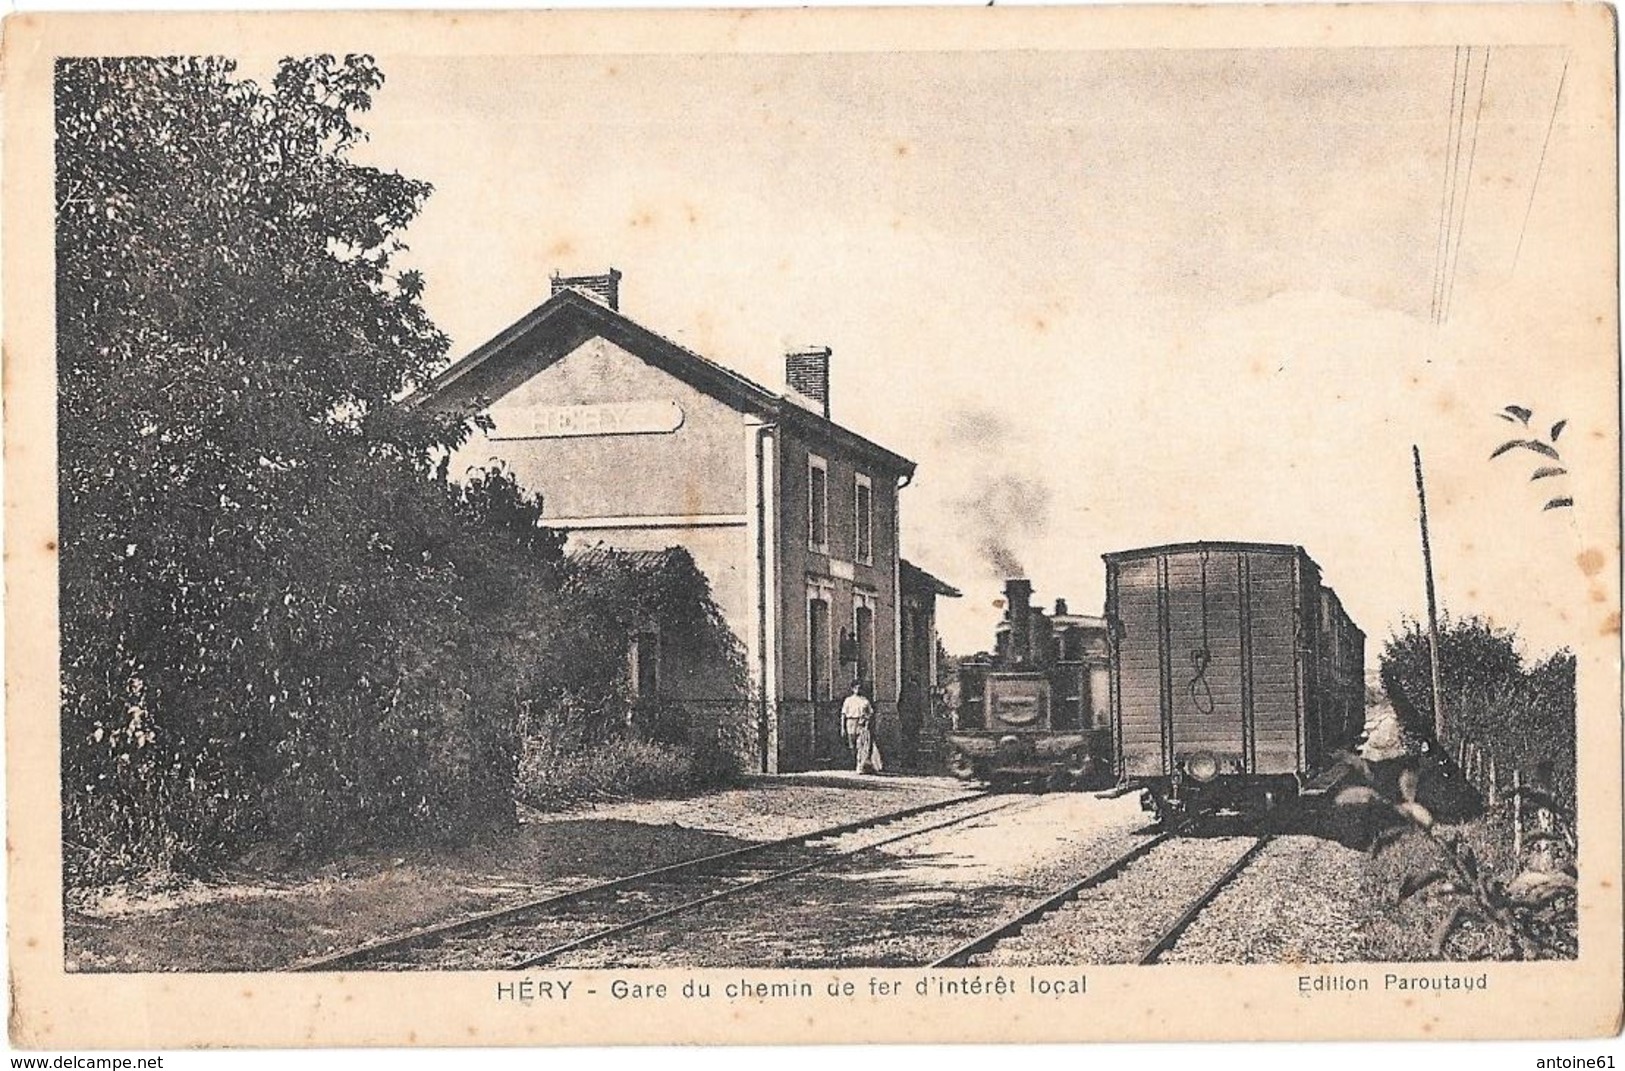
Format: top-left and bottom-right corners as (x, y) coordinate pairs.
(55, 55), (509, 881)
(449, 461), (568, 560)
(1382, 615), (1522, 714)
(57, 56), (750, 888)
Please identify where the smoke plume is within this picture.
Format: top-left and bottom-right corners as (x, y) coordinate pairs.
(940, 408), (1052, 580)
(958, 473), (1051, 579)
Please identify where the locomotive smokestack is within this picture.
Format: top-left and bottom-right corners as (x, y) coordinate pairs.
(1005, 578), (1033, 665)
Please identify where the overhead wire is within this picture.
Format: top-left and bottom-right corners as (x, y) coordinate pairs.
(1436, 47), (1475, 323)
(1512, 51), (1571, 275)
(1440, 47), (1491, 324)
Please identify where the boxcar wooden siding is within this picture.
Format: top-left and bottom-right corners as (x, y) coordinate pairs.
(1313, 587), (1366, 760)
(1108, 541), (1364, 785)
(1165, 553), (1246, 763)
(1114, 555), (1167, 777)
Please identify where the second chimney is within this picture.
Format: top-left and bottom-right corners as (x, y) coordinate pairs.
(551, 268), (622, 311)
(785, 346), (832, 419)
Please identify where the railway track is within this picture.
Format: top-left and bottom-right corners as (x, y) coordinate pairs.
(1136, 834), (1270, 964)
(929, 829), (1271, 968)
(293, 791), (1019, 972)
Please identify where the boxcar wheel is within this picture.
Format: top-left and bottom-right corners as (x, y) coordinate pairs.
(947, 750), (978, 782)
(1145, 789), (1180, 829)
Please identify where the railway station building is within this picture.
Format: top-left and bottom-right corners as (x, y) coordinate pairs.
(416, 270), (954, 773)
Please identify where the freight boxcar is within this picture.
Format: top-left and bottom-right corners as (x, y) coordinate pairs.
(1104, 541), (1365, 822)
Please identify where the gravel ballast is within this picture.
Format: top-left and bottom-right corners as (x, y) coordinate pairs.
(547, 792), (1155, 969)
(66, 772), (979, 972)
(974, 834), (1260, 966)
(1155, 833), (1377, 964)
(66, 776), (1387, 971)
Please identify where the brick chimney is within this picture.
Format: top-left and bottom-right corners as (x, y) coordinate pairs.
(551, 268), (622, 311)
(785, 346), (832, 419)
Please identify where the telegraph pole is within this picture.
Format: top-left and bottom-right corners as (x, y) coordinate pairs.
(1412, 445), (1446, 741)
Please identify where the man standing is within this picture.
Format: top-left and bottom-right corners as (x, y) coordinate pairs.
(841, 679), (883, 775)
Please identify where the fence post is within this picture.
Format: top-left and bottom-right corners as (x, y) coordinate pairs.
(1530, 763), (1558, 873)
(1512, 768), (1524, 861)
(1534, 803), (1558, 872)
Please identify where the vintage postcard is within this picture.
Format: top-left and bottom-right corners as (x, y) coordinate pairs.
(4, 2), (1621, 1051)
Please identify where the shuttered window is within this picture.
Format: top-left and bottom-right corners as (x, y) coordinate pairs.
(808, 591), (832, 700)
(854, 473), (873, 565)
(808, 454), (828, 553)
(630, 630), (659, 700)
(854, 596), (875, 689)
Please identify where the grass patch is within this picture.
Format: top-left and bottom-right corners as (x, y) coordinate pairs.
(1361, 811), (1514, 961)
(66, 817), (754, 972)
(517, 735), (742, 809)
(1355, 803), (1576, 962)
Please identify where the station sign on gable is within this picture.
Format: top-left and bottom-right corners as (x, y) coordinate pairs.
(489, 400), (685, 441)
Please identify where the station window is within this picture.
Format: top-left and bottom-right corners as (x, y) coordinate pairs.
(629, 630), (660, 700)
(807, 589), (833, 700)
(854, 473), (873, 565)
(853, 596), (876, 690)
(808, 454), (829, 554)
(1054, 663), (1084, 730)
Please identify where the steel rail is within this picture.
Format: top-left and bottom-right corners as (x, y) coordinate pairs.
(514, 794), (1038, 969)
(1136, 835), (1271, 965)
(925, 827), (1181, 969)
(292, 789), (994, 972)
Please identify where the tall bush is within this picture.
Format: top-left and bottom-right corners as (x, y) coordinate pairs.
(1379, 616), (1576, 807)
(530, 548), (747, 741)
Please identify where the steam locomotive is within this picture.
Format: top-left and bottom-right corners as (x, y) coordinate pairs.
(946, 578), (1113, 789)
(947, 542), (1366, 818)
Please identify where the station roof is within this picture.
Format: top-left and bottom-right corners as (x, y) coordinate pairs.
(900, 559), (961, 598)
(411, 287), (915, 477)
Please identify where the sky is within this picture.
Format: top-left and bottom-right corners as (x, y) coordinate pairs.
(327, 40), (1613, 660)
